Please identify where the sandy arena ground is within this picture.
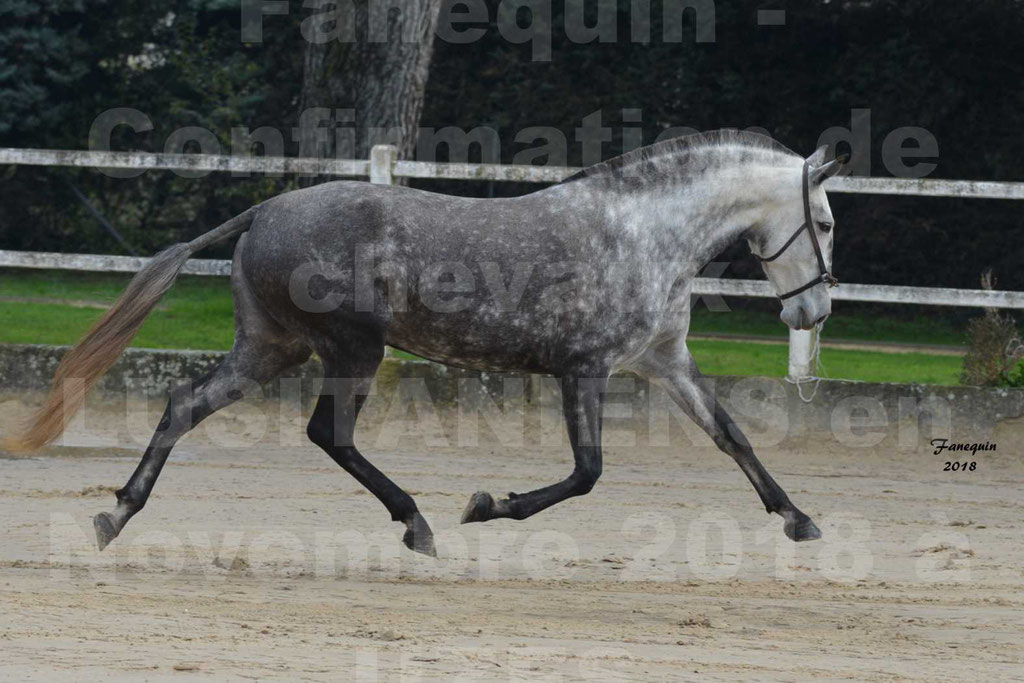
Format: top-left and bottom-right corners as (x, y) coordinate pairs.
(1, 391), (1023, 681)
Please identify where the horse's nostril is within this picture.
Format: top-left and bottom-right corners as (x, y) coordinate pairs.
(815, 313), (829, 325)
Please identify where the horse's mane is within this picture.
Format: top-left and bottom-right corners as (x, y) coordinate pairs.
(561, 129), (801, 183)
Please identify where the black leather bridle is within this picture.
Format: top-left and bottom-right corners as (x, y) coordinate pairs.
(753, 160), (839, 300)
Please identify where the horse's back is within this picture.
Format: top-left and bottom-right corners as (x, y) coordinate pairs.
(236, 181), (663, 373)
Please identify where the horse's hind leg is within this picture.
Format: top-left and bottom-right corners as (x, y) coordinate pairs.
(635, 338), (820, 542)
(462, 372), (606, 524)
(93, 246), (311, 549)
(305, 330), (436, 556)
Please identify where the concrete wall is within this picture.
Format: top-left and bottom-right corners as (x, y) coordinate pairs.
(2, 343), (1022, 443)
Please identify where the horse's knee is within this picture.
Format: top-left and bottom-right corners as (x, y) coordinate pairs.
(571, 460), (602, 495)
(306, 415), (334, 448)
(572, 479), (596, 495)
(115, 484), (146, 514)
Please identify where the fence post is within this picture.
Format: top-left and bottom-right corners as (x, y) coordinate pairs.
(787, 328), (815, 381)
(370, 145), (398, 358)
(370, 144), (397, 186)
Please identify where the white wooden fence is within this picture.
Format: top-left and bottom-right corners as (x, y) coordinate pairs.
(2, 145), (1023, 380)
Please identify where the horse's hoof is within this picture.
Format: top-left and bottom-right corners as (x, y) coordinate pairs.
(461, 491), (495, 524)
(403, 513), (437, 557)
(93, 512), (118, 551)
(782, 510), (822, 542)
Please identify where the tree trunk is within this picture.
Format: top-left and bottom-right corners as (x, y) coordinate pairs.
(299, 0), (442, 163)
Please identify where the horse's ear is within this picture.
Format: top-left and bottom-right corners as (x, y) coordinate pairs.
(806, 145), (828, 167)
(809, 154), (849, 185)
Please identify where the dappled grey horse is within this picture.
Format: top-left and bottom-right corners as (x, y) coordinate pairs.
(7, 130), (846, 556)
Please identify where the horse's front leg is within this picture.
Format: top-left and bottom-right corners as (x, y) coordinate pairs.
(462, 373), (605, 523)
(636, 339), (821, 542)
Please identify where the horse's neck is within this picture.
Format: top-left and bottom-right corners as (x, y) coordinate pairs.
(598, 170), (770, 277)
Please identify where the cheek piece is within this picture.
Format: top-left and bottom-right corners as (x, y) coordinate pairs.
(752, 160), (839, 300)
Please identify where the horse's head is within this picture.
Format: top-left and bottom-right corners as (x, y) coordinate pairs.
(747, 146), (848, 330)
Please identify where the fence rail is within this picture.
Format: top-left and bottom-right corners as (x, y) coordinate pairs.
(3, 145), (1023, 380)
(5, 147), (1024, 199)
(3, 250), (1022, 312)
(0, 148), (372, 178)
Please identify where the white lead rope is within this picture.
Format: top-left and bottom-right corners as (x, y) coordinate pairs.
(785, 320), (827, 403)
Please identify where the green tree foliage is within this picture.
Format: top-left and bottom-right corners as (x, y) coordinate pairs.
(0, 0), (305, 256)
(421, 0), (1024, 290)
(0, 0), (99, 140)
(1, 0), (1023, 293)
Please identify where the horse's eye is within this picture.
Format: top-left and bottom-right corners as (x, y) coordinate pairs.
(819, 221), (834, 233)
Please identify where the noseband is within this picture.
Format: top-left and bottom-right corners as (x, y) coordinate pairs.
(753, 161), (839, 300)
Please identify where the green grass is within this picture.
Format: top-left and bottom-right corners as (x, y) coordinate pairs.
(689, 308), (967, 346)
(0, 269), (235, 350)
(688, 339), (962, 385)
(0, 268), (968, 385)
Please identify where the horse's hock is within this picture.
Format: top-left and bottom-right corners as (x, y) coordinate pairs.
(1, 343), (1021, 448)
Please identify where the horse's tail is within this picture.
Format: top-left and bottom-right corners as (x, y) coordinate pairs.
(2, 206), (259, 453)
